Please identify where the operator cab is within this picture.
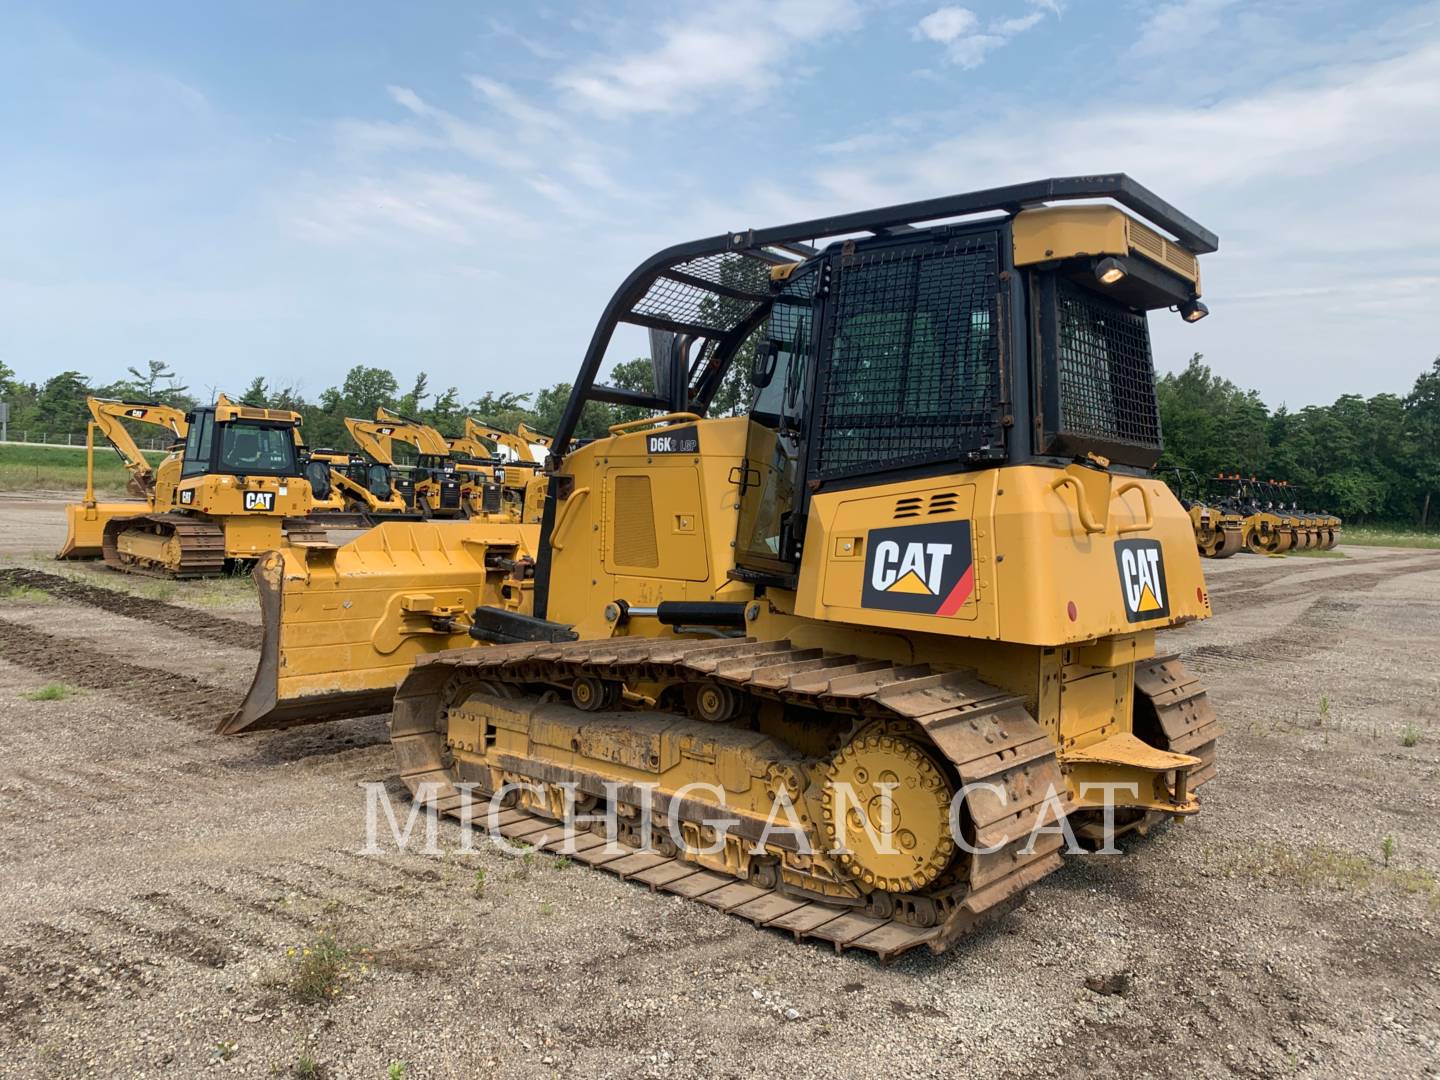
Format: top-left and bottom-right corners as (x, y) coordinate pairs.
(536, 174), (1216, 608)
(180, 406), (302, 479)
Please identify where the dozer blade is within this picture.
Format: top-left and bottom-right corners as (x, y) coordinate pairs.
(221, 520), (540, 735)
(57, 501), (150, 560)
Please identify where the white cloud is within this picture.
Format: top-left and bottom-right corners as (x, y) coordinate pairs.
(903, 39), (1440, 192)
(294, 171), (531, 244)
(916, 6), (979, 44)
(994, 12), (1045, 35)
(467, 75), (568, 133)
(381, 85), (531, 171)
(555, 0), (863, 116)
(1131, 0), (1240, 57)
(915, 2), (1056, 68)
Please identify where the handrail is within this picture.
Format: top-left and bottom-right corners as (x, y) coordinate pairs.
(548, 487), (590, 552)
(606, 412), (701, 436)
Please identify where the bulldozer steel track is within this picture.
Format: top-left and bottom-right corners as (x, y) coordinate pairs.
(0, 567), (258, 649)
(101, 514), (226, 578)
(1134, 653), (1221, 789)
(386, 636), (1216, 960)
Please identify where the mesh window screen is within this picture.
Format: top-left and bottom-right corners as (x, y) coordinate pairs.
(812, 234), (1002, 480)
(632, 254), (770, 331)
(1053, 280), (1161, 451)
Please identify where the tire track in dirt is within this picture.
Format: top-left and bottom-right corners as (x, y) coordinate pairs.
(1187, 555), (1440, 674)
(0, 617), (233, 726)
(1184, 596), (1360, 673)
(0, 566), (258, 649)
(1205, 553), (1440, 614)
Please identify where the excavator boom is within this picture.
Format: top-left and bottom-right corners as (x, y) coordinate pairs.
(57, 398), (189, 559)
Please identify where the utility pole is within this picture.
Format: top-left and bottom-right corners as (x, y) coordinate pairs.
(0, 401), (9, 442)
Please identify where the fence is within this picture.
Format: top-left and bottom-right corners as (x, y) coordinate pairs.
(1, 431), (174, 451)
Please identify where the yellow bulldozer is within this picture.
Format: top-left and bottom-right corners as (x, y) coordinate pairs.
(58, 394), (328, 577)
(226, 175), (1222, 959)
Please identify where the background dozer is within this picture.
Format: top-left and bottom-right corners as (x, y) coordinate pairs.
(57, 397), (188, 559)
(97, 395), (326, 577)
(229, 175), (1222, 959)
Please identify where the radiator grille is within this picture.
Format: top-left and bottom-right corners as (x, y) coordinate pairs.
(612, 475), (659, 567)
(1054, 280), (1161, 451)
(813, 234), (1003, 480)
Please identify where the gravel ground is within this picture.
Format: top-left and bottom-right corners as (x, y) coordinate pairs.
(0, 496), (1437, 1079)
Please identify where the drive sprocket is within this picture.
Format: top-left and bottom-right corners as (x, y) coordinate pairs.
(820, 733), (956, 894)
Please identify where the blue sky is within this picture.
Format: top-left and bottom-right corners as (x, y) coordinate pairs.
(2, 0), (1437, 408)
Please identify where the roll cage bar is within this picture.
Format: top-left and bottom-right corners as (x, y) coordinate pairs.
(549, 174), (1218, 464)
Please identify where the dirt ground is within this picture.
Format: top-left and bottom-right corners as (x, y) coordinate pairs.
(1, 492), (1437, 1080)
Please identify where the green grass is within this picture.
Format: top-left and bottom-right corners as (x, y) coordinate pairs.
(0, 443), (168, 494)
(0, 583), (51, 602)
(1230, 840), (1437, 902)
(288, 1052), (322, 1079)
(188, 572), (259, 609)
(1341, 524), (1440, 549)
(23, 683), (78, 701)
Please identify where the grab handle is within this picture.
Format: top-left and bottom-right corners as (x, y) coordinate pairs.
(1050, 476), (1105, 535)
(1115, 480), (1155, 534)
(549, 486), (590, 552)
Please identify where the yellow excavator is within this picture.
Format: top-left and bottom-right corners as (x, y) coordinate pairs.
(457, 417), (546, 464)
(57, 398), (190, 559)
(227, 176), (1222, 959)
(446, 421), (549, 523)
(346, 409), (474, 518)
(347, 409), (543, 521)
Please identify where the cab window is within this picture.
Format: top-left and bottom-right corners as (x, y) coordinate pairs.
(181, 412), (214, 478)
(216, 422), (297, 476)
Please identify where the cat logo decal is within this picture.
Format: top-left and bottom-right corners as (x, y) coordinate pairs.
(1114, 539), (1169, 622)
(862, 521), (975, 616)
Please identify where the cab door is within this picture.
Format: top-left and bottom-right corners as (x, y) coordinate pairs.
(734, 264), (822, 582)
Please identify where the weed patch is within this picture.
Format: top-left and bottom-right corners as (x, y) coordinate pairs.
(281, 930), (373, 1005)
(23, 683), (78, 702)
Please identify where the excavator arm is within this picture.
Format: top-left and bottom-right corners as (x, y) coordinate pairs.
(516, 423), (551, 453)
(87, 398), (188, 498)
(374, 407), (453, 457)
(344, 416), (398, 466)
(461, 418), (538, 463)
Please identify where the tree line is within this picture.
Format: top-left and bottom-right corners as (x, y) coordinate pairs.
(3, 354), (1437, 527)
(1156, 355), (1440, 527)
